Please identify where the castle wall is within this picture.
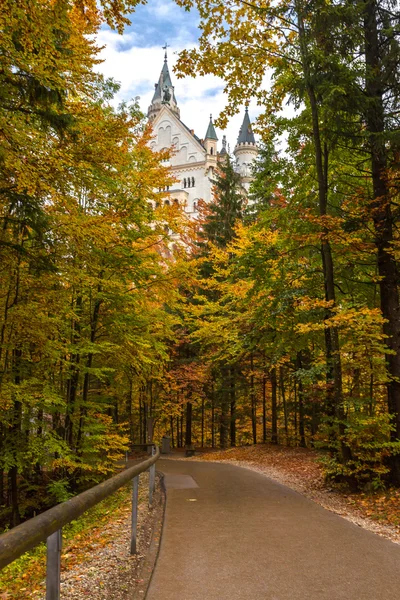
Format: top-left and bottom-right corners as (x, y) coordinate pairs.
(150, 109), (216, 213)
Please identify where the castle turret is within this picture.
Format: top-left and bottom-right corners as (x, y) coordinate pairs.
(234, 107), (258, 191)
(148, 51), (180, 121)
(204, 115), (218, 157)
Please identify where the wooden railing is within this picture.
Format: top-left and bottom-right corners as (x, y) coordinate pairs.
(0, 446), (160, 599)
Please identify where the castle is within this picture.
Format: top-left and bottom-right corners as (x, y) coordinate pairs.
(147, 51), (258, 215)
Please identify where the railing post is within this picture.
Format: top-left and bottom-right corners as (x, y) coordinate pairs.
(149, 445), (156, 507)
(46, 529), (62, 600)
(130, 475), (139, 554)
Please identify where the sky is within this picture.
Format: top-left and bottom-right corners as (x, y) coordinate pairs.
(95, 0), (263, 150)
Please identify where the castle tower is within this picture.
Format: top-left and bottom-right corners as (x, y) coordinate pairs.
(234, 107), (258, 192)
(204, 115), (218, 158)
(148, 50), (180, 121)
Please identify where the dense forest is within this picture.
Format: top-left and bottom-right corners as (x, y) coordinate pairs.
(1, 0), (400, 530)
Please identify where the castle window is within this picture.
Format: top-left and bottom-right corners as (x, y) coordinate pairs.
(192, 177), (195, 187)
(183, 178), (186, 188)
(187, 178), (191, 188)
(164, 199), (170, 206)
(193, 201), (197, 212)
(173, 198), (179, 205)
(210, 147), (213, 155)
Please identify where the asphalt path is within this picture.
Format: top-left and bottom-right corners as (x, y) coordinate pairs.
(146, 459), (400, 600)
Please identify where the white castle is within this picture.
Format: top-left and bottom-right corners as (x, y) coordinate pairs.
(147, 51), (258, 215)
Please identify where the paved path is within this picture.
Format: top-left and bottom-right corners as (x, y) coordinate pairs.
(146, 459), (400, 600)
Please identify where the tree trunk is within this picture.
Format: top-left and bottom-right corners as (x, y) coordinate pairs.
(201, 397), (205, 448)
(77, 296), (102, 451)
(294, 378), (298, 440)
(180, 413), (184, 448)
(127, 378), (134, 445)
(250, 355), (257, 444)
(211, 383), (215, 448)
(271, 368), (278, 444)
(185, 401), (192, 447)
(64, 295), (82, 448)
(296, 2), (344, 432)
(176, 416), (180, 448)
(170, 415), (175, 448)
(8, 466), (19, 528)
(230, 367), (236, 446)
(363, 0), (400, 483)
(143, 402), (148, 444)
(220, 367), (230, 448)
(262, 372), (267, 443)
(9, 347), (22, 527)
(139, 394), (143, 445)
(0, 426), (4, 506)
(280, 366), (289, 445)
(296, 353), (307, 448)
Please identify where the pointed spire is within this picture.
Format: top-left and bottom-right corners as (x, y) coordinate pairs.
(152, 58), (173, 103)
(205, 114), (218, 141)
(237, 106), (256, 145)
(148, 48), (180, 120)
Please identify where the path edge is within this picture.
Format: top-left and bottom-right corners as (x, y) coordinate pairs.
(132, 472), (167, 599)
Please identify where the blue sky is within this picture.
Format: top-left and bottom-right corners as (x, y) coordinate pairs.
(95, 0), (261, 149)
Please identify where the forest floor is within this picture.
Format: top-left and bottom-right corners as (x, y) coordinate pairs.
(0, 472), (165, 600)
(179, 444), (400, 544)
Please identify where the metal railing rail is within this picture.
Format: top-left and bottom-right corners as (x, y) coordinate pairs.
(0, 446), (160, 599)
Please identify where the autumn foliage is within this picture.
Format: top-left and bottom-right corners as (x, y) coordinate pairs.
(1, 0), (400, 539)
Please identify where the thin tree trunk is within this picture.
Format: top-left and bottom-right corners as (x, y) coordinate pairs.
(9, 347), (22, 527)
(65, 295), (82, 448)
(127, 378), (134, 445)
(180, 412), (184, 448)
(230, 367), (236, 447)
(280, 366), (289, 445)
(294, 378), (298, 440)
(139, 393), (143, 446)
(201, 397), (205, 448)
(296, 353), (306, 448)
(143, 402), (148, 444)
(185, 401), (192, 447)
(211, 382), (215, 448)
(176, 416), (180, 448)
(369, 356), (374, 417)
(271, 367), (278, 445)
(262, 372), (267, 443)
(170, 415), (175, 448)
(0, 425), (4, 506)
(76, 295), (102, 451)
(220, 367), (229, 448)
(250, 355), (257, 444)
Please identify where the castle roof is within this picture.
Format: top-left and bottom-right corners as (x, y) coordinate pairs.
(237, 107), (256, 145)
(152, 54), (174, 103)
(205, 115), (218, 140)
